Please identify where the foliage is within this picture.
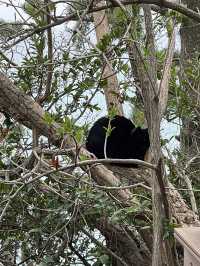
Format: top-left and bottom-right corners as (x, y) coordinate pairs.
(0, 1), (199, 265)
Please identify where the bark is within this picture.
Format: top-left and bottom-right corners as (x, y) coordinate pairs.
(0, 74), (59, 143)
(39, 0), (53, 104)
(128, 5), (177, 266)
(180, 0), (200, 176)
(0, 72), (130, 203)
(140, 6), (169, 266)
(96, 217), (151, 266)
(93, 0), (124, 115)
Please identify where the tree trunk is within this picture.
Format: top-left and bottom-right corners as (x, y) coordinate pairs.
(96, 217), (151, 266)
(128, 5), (177, 266)
(180, 0), (200, 175)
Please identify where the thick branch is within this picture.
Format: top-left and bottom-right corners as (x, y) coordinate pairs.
(0, 72), (132, 203)
(0, 73), (59, 142)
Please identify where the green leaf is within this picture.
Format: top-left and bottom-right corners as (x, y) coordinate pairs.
(63, 117), (73, 133)
(79, 154), (88, 161)
(121, 63), (129, 74)
(99, 79), (108, 88)
(75, 128), (84, 143)
(108, 107), (118, 118)
(43, 112), (54, 126)
(63, 52), (69, 61)
(0, 183), (10, 193)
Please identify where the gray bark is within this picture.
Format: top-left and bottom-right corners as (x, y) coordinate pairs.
(180, 0), (200, 176)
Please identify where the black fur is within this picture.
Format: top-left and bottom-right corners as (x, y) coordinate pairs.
(86, 115), (150, 166)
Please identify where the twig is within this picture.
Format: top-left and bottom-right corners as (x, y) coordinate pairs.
(5, 0), (200, 48)
(82, 228), (128, 266)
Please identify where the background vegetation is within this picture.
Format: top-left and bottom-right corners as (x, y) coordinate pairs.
(0, 0), (200, 265)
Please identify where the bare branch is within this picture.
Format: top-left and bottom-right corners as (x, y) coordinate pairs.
(4, 0), (200, 48)
(39, 0), (53, 104)
(159, 22), (176, 115)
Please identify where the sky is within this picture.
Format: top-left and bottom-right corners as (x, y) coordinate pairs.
(0, 0), (65, 20)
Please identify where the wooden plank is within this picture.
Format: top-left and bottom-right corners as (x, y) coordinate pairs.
(174, 227), (200, 263)
(184, 248), (200, 266)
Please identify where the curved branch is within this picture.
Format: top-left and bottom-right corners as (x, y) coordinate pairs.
(0, 72), (132, 203)
(5, 0), (200, 48)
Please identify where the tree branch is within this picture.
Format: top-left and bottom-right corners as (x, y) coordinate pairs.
(4, 0), (200, 48)
(0, 72), (132, 203)
(159, 22), (176, 115)
(39, 0), (53, 104)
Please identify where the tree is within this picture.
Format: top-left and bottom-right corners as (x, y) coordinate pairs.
(0, 1), (200, 265)
(179, 0), (200, 179)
